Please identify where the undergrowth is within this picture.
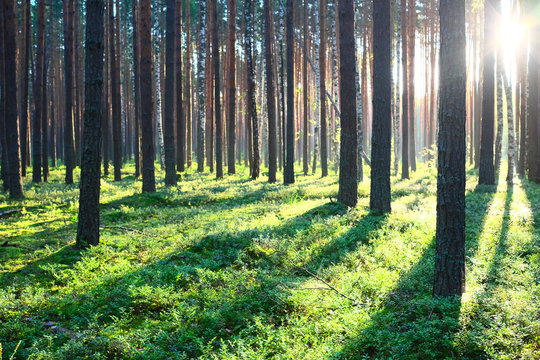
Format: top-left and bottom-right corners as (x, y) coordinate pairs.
(0, 162), (538, 359)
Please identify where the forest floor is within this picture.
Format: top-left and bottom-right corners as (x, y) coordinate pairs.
(0, 162), (539, 359)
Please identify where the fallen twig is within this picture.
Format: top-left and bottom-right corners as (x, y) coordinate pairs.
(100, 225), (147, 235)
(0, 208), (23, 218)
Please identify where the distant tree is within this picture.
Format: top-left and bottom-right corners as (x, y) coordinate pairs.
(302, 0), (309, 176)
(245, 0), (259, 179)
(265, 0), (277, 183)
(401, 0), (409, 180)
(132, 0), (141, 178)
(319, 0), (328, 177)
(164, 0), (177, 185)
(370, 0), (392, 214)
(3, 0), (24, 198)
(77, 0), (105, 248)
(63, 0), (75, 185)
(407, 0), (416, 172)
(109, 0), (122, 181)
(140, 0), (156, 192)
(185, 0), (192, 168)
(213, 0), (222, 179)
(227, 0), (237, 175)
(527, 0), (540, 183)
(197, 0), (206, 172)
(478, 0), (496, 186)
(283, 0), (295, 185)
(20, 0), (31, 178)
(337, 0), (357, 206)
(34, 0), (47, 183)
(176, 0), (184, 173)
(433, 0), (466, 297)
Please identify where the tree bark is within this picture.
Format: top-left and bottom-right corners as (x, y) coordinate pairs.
(337, 0), (357, 207)
(77, 0), (105, 248)
(34, 0), (47, 183)
(370, 0), (392, 214)
(433, 0), (466, 298)
(197, 0), (206, 172)
(3, 0), (24, 198)
(401, 0), (409, 179)
(164, 0), (177, 185)
(284, 0), (295, 184)
(227, 0), (237, 174)
(176, 0), (184, 172)
(140, 0), (156, 192)
(213, 0), (223, 178)
(63, 0), (75, 184)
(478, 0), (496, 186)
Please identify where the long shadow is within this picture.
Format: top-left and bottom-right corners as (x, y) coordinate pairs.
(332, 185), (497, 359)
(1, 201), (347, 359)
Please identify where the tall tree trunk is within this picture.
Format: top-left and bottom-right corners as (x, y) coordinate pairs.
(213, 0), (223, 178)
(265, 0), (276, 183)
(42, 0), (50, 182)
(3, 0), (24, 198)
(478, 0), (496, 185)
(186, 0), (192, 168)
(284, 0), (295, 184)
(140, 0), (156, 191)
(302, 0), (309, 176)
(197, 0), (206, 172)
(245, 0), (259, 179)
(401, 0), (409, 179)
(337, 0), (357, 206)
(164, 0), (177, 185)
(527, 3), (540, 183)
(408, 0), (416, 172)
(433, 0), (466, 298)
(370, 0), (392, 214)
(20, 0), (30, 177)
(63, 0), (75, 184)
(34, 0), (47, 183)
(77, 0), (105, 248)
(109, 0), (122, 181)
(503, 71), (516, 182)
(319, 0), (328, 177)
(0, 3), (8, 191)
(176, 0), (184, 172)
(133, 0), (141, 178)
(227, 0), (237, 174)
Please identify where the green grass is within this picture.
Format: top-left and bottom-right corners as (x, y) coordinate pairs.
(0, 161), (538, 359)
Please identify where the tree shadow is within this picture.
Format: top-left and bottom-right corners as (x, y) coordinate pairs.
(332, 186), (498, 359)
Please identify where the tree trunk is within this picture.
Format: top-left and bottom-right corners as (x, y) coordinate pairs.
(245, 0), (259, 180)
(433, 0), (466, 298)
(197, 0), (206, 172)
(478, 0), (496, 186)
(337, 0), (357, 207)
(77, 0), (105, 248)
(164, 0), (177, 185)
(185, 0), (192, 168)
(503, 71), (516, 182)
(3, 0), (24, 198)
(63, 0), (75, 184)
(176, 0), (184, 172)
(401, 0), (409, 179)
(109, 0), (122, 181)
(227, 0), (237, 174)
(408, 0), (416, 172)
(133, 0), (141, 178)
(213, 0), (223, 178)
(370, 0), (392, 214)
(266, 0), (277, 183)
(20, 0), (30, 177)
(319, 0), (328, 177)
(494, 52), (504, 179)
(34, 0), (47, 183)
(140, 0), (156, 192)
(284, 0), (295, 184)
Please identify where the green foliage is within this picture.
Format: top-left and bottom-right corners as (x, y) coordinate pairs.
(0, 163), (538, 359)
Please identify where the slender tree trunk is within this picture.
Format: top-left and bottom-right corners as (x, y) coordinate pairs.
(528, 6), (540, 183)
(494, 51), (504, 179)
(319, 0), (328, 177)
(433, 0), (466, 297)
(302, 0), (309, 175)
(197, 0), (206, 172)
(503, 71), (516, 182)
(3, 0), (24, 198)
(63, 0), (75, 184)
(227, 0), (237, 174)
(109, 0), (122, 181)
(77, 0), (105, 248)
(176, 0), (184, 172)
(186, 0), (192, 168)
(284, 0), (295, 184)
(401, 0), (409, 179)
(133, 0), (141, 178)
(213, 0), (223, 178)
(140, 0), (156, 191)
(164, 0), (177, 185)
(337, 0), (357, 207)
(245, 0), (259, 179)
(265, 0), (277, 183)
(34, 0), (47, 183)
(478, 0), (496, 186)
(408, 0), (416, 171)
(20, 0), (30, 177)
(370, 0), (392, 214)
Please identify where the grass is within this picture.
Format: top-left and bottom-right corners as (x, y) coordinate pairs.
(0, 161), (538, 359)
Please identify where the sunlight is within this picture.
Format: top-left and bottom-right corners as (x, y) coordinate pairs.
(499, 1), (524, 80)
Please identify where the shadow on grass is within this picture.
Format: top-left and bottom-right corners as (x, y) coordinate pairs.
(332, 185), (498, 359)
(1, 200), (350, 359)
